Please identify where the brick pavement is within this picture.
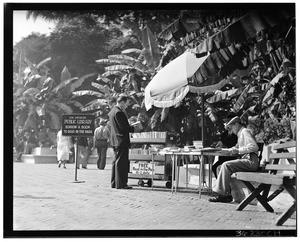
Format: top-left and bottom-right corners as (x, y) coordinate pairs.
(11, 162), (296, 236)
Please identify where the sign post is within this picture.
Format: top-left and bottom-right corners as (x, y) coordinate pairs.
(62, 114), (95, 183)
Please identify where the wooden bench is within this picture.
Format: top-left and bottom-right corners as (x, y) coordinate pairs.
(230, 142), (264, 204)
(233, 140), (296, 226)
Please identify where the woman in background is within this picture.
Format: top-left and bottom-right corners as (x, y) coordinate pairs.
(56, 129), (72, 169)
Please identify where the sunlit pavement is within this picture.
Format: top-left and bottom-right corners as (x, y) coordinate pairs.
(11, 162), (296, 236)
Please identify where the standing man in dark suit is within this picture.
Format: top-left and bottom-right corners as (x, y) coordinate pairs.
(108, 95), (138, 189)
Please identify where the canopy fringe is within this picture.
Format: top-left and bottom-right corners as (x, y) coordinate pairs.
(145, 85), (189, 110)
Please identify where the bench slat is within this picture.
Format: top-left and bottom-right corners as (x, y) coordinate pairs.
(235, 172), (283, 185)
(266, 164), (296, 171)
(273, 141), (296, 150)
(268, 152), (296, 160)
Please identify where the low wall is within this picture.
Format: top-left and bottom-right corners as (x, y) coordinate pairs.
(20, 147), (114, 164)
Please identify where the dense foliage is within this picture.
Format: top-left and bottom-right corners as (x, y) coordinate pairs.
(13, 7), (296, 147)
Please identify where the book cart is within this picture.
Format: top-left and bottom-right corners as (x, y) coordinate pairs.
(128, 132), (176, 188)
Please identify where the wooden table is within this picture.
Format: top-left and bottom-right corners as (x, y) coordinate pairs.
(151, 148), (236, 198)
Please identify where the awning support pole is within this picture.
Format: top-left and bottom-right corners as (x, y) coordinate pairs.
(201, 93), (205, 147)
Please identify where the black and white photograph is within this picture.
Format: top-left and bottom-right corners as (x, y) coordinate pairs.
(3, 0), (297, 238)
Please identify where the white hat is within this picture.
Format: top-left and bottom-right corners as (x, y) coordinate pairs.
(99, 118), (108, 125)
(226, 116), (241, 126)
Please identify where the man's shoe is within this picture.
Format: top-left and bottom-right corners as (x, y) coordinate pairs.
(82, 167), (87, 169)
(117, 186), (133, 189)
(209, 195), (233, 203)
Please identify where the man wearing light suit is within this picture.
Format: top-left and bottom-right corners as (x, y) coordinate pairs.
(209, 116), (259, 203)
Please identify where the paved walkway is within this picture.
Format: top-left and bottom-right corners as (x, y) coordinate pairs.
(12, 162), (296, 236)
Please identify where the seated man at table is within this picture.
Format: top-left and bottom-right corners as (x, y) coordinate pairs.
(209, 116), (259, 203)
(212, 114), (238, 178)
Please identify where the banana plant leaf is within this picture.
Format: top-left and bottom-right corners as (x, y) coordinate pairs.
(97, 76), (111, 83)
(60, 66), (71, 82)
(206, 88), (242, 103)
(24, 58), (39, 76)
(72, 90), (104, 99)
(102, 70), (124, 77)
(95, 59), (120, 65)
(108, 55), (149, 73)
(204, 103), (217, 123)
(81, 99), (109, 112)
(91, 82), (103, 89)
(43, 77), (54, 88)
(149, 109), (162, 129)
(24, 74), (41, 87)
(24, 114), (37, 131)
(233, 84), (252, 113)
(160, 107), (169, 122)
(262, 72), (284, 103)
(51, 101), (73, 114)
(193, 10), (292, 56)
(121, 48), (142, 55)
(35, 57), (51, 70)
(68, 100), (84, 109)
(23, 88), (40, 99)
(48, 111), (61, 130)
(69, 73), (96, 93)
(105, 65), (133, 72)
(123, 19), (143, 41)
(240, 105), (257, 123)
(52, 77), (78, 93)
(141, 26), (160, 71)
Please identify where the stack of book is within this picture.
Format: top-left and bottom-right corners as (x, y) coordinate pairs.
(129, 148), (150, 155)
(131, 132), (167, 139)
